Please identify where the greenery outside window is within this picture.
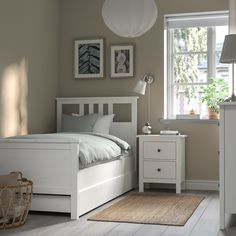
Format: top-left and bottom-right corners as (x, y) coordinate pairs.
(164, 12), (229, 119)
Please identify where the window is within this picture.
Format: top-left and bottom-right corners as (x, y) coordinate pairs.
(164, 12), (229, 119)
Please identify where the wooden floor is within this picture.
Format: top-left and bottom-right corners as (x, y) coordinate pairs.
(1, 190), (236, 236)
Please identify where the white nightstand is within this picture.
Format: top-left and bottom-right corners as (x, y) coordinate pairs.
(137, 134), (186, 193)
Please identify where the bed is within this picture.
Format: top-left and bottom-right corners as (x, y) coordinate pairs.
(0, 96), (138, 219)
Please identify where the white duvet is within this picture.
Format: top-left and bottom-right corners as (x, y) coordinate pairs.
(14, 132), (130, 168)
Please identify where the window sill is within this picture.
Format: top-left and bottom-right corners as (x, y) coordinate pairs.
(159, 118), (219, 124)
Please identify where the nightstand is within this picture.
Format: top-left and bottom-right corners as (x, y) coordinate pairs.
(137, 134), (186, 193)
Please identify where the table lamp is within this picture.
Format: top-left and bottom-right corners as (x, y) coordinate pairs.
(134, 74), (155, 134)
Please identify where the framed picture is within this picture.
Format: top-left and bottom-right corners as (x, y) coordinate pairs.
(110, 45), (134, 78)
(74, 39), (104, 79)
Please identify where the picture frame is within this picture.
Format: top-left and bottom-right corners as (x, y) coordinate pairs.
(110, 45), (134, 78)
(74, 39), (104, 79)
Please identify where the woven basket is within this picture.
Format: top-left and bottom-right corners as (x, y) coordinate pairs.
(0, 172), (33, 229)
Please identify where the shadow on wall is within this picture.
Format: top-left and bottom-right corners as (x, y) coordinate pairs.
(0, 59), (28, 137)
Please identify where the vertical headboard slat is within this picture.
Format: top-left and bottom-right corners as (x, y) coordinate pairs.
(80, 104), (84, 115)
(98, 103), (103, 114)
(88, 104), (93, 114)
(108, 103), (113, 115)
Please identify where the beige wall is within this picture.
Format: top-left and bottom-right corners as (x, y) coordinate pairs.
(59, 0), (228, 181)
(0, 0), (59, 137)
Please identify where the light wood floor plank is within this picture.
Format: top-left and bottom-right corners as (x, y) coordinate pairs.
(133, 224), (167, 236)
(162, 191), (213, 236)
(104, 223), (142, 236)
(0, 214), (70, 236)
(36, 217), (92, 236)
(76, 221), (118, 236)
(190, 193), (220, 236)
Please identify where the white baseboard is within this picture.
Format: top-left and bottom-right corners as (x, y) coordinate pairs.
(185, 180), (219, 191)
(147, 180), (219, 191)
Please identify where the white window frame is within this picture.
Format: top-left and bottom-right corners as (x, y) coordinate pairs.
(164, 11), (229, 119)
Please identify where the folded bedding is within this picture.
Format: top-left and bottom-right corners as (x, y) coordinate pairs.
(12, 132), (131, 168)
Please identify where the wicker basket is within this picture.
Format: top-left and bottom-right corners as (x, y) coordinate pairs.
(0, 172), (33, 229)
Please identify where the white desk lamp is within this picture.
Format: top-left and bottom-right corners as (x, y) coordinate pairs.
(134, 74), (155, 134)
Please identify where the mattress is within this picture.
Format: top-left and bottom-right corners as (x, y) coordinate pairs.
(12, 132), (131, 169)
(79, 149), (132, 169)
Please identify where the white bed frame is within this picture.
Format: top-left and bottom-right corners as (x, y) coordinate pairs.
(0, 97), (138, 219)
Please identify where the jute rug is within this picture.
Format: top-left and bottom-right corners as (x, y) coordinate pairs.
(88, 192), (204, 226)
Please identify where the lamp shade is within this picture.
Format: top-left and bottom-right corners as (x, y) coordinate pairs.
(133, 80), (147, 95)
(220, 34), (236, 63)
(102, 0), (158, 38)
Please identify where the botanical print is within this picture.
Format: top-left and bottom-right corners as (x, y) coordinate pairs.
(111, 45), (133, 78)
(114, 50), (130, 74)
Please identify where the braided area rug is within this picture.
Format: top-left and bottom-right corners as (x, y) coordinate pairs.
(88, 192), (204, 226)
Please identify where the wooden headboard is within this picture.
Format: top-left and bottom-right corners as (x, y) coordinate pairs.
(56, 97), (138, 154)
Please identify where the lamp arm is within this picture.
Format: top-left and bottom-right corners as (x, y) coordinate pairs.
(148, 82), (151, 123)
(144, 74), (154, 123)
(233, 62), (235, 96)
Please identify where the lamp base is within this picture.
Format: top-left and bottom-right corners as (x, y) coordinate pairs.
(142, 122), (152, 135)
(224, 93), (236, 102)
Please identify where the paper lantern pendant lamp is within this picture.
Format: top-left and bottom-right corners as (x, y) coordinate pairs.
(102, 0), (158, 38)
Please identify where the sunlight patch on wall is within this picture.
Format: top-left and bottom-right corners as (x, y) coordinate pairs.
(0, 59), (28, 137)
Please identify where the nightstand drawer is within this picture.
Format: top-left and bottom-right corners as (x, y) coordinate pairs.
(143, 161), (176, 179)
(143, 141), (176, 159)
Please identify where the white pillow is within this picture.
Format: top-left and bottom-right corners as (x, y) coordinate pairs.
(93, 114), (115, 134)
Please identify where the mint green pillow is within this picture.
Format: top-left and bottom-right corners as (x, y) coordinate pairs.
(61, 113), (99, 132)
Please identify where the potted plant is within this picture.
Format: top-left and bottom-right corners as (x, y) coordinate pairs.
(201, 78), (228, 119)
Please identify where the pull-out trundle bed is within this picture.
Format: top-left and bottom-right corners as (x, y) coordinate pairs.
(0, 97), (138, 219)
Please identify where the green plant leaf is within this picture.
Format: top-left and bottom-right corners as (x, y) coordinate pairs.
(201, 77), (229, 113)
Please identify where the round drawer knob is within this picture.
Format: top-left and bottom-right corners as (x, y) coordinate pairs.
(157, 149), (161, 152)
(157, 168), (161, 172)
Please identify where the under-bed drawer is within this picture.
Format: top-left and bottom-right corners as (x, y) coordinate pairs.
(143, 161), (176, 179)
(143, 141), (176, 160)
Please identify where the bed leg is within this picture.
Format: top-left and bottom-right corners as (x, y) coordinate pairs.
(71, 210), (79, 220)
(70, 143), (80, 220)
(71, 194), (80, 220)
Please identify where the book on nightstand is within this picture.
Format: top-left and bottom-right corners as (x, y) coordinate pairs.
(160, 130), (179, 135)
